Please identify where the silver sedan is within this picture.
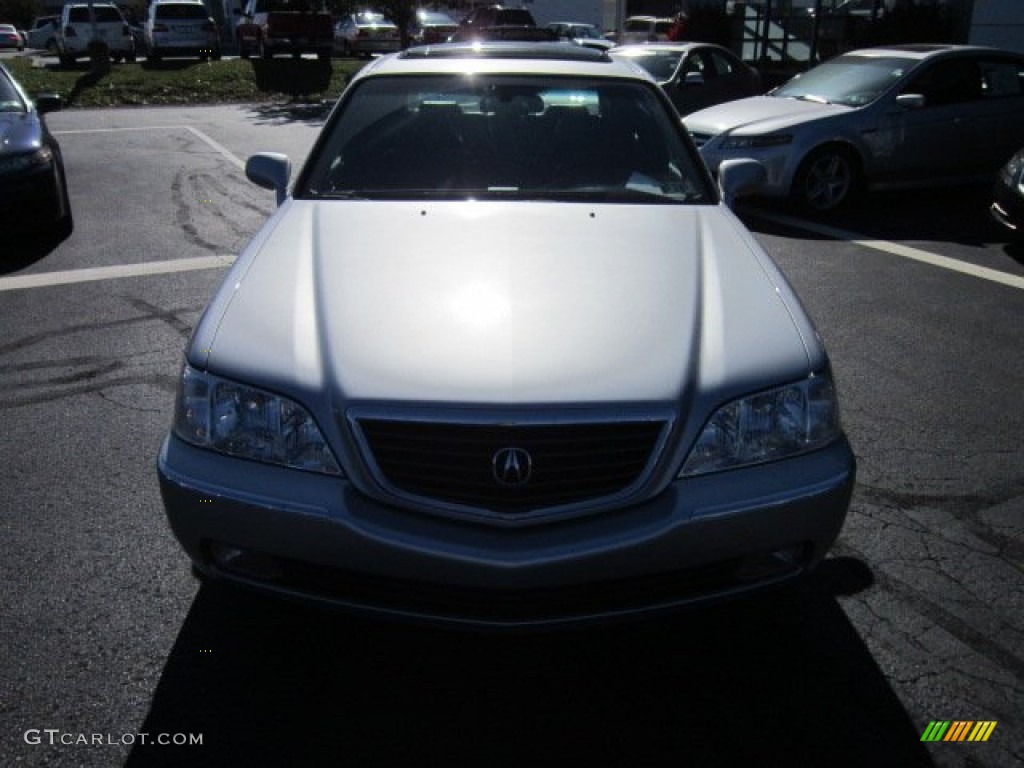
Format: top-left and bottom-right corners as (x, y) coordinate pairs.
(612, 43), (763, 115)
(685, 44), (1024, 212)
(158, 43), (855, 628)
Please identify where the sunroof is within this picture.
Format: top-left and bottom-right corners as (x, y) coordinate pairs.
(401, 42), (611, 62)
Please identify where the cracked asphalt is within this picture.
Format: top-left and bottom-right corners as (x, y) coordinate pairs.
(0, 105), (1021, 767)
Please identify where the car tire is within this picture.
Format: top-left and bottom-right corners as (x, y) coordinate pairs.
(791, 145), (861, 212)
(45, 38), (57, 54)
(58, 53), (75, 67)
(147, 48), (161, 63)
(212, 47), (222, 61)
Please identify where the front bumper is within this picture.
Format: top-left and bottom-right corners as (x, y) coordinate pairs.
(158, 434), (855, 628)
(0, 157), (67, 229)
(990, 178), (1023, 237)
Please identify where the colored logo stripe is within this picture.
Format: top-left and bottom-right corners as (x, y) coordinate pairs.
(968, 722), (997, 742)
(920, 721), (997, 742)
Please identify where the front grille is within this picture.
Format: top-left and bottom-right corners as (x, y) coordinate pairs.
(356, 418), (666, 515)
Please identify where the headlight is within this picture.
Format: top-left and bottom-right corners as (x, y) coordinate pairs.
(679, 374), (840, 477)
(721, 133), (792, 150)
(0, 146), (53, 177)
(173, 364), (342, 476)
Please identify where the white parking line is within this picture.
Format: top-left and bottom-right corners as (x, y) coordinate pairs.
(11, 123), (1024, 294)
(53, 124), (247, 171)
(0, 255), (236, 292)
(185, 126), (247, 171)
(754, 211), (1024, 291)
(0, 123), (248, 294)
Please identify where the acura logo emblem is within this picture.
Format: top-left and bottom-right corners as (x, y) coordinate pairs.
(492, 447), (533, 487)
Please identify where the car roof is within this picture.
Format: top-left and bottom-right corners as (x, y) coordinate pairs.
(361, 42), (642, 78)
(843, 43), (1020, 60)
(613, 42), (724, 53)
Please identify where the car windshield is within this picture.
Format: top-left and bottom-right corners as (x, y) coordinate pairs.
(418, 12), (454, 24)
(772, 54), (914, 106)
(156, 5), (209, 19)
(68, 6), (123, 22)
(0, 70), (26, 113)
(300, 74), (710, 204)
(615, 50), (683, 81)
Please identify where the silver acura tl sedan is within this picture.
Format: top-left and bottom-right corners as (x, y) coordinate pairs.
(684, 44), (1024, 212)
(157, 43), (856, 628)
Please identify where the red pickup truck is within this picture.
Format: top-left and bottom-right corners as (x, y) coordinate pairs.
(234, 0), (333, 60)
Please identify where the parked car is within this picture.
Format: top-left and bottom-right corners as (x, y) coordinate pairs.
(448, 25), (556, 43)
(0, 23), (24, 50)
(409, 9), (459, 46)
(612, 43), (762, 115)
(144, 0), (220, 62)
(56, 3), (136, 65)
(0, 62), (72, 240)
(333, 11), (400, 57)
(26, 15), (59, 51)
(991, 146), (1024, 240)
(618, 15), (674, 44)
(684, 44), (1024, 212)
(546, 21), (613, 51)
(157, 42), (855, 628)
(457, 5), (536, 31)
(234, 0), (334, 61)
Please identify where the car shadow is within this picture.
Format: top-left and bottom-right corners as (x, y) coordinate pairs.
(1004, 240), (1024, 267)
(3, 230), (72, 275)
(739, 183), (1008, 250)
(245, 100), (333, 127)
(124, 557), (933, 767)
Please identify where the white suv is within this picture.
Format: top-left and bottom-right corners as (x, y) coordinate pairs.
(57, 2), (136, 64)
(144, 0), (220, 62)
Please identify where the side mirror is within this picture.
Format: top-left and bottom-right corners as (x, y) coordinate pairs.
(246, 152), (291, 206)
(718, 158), (766, 208)
(33, 94), (63, 114)
(895, 93), (925, 110)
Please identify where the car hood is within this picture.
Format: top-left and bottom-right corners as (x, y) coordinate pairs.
(0, 111), (42, 156)
(684, 95), (851, 136)
(193, 201), (820, 406)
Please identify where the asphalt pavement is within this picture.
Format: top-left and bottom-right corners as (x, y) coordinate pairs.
(0, 103), (1021, 768)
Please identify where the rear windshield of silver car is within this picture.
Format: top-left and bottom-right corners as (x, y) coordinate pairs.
(155, 5), (210, 19)
(68, 6), (124, 22)
(299, 75), (713, 203)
